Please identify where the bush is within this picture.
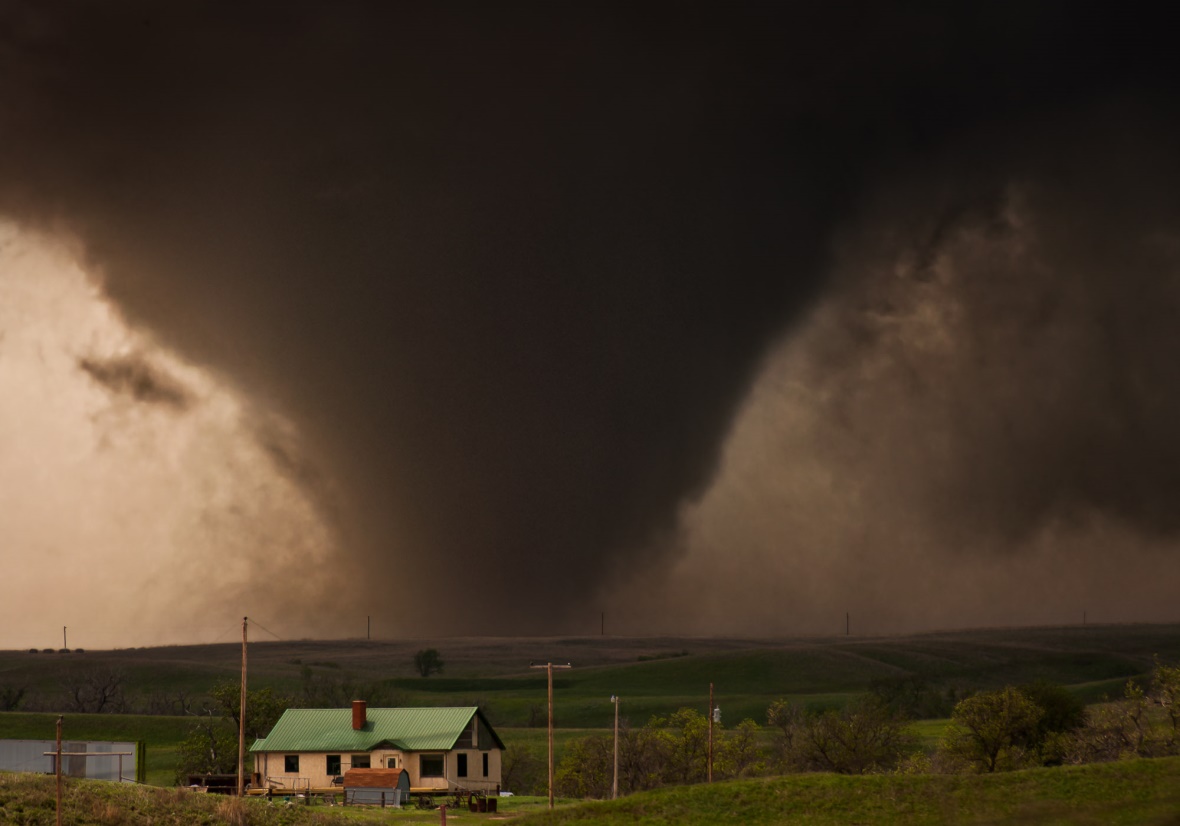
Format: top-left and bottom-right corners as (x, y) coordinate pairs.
(1063, 658), (1180, 763)
(770, 696), (915, 775)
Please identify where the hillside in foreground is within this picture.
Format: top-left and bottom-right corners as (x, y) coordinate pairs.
(514, 756), (1180, 826)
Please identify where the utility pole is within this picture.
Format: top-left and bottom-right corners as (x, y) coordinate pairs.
(63, 626), (67, 651)
(610, 695), (620, 799)
(530, 661), (571, 809)
(707, 683), (714, 783)
(238, 616), (248, 797)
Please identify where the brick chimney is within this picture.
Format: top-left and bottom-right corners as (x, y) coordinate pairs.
(352, 699), (367, 730)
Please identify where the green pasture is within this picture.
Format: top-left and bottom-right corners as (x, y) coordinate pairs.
(514, 756), (1180, 826)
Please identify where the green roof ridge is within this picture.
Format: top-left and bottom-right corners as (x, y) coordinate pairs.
(250, 706), (498, 753)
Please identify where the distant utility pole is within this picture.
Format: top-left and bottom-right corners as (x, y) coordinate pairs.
(531, 661), (572, 809)
(63, 626), (67, 650)
(238, 617), (248, 797)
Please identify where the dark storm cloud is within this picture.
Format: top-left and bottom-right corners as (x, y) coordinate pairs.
(78, 353), (192, 410)
(2, 1), (1179, 633)
(821, 124), (1180, 549)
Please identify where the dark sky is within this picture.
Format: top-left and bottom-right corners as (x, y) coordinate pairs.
(2, 2), (1179, 638)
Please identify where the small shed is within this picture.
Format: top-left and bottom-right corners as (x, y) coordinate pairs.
(342, 768), (410, 807)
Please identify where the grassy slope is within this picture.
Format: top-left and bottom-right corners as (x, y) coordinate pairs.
(0, 772), (557, 824)
(514, 757), (1180, 826)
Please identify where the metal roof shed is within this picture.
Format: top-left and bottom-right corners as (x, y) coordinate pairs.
(343, 767), (410, 807)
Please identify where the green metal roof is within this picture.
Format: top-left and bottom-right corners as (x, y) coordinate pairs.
(251, 707), (504, 753)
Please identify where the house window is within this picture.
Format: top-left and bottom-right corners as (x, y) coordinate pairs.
(420, 754), (445, 778)
(351, 755), (370, 769)
(457, 753), (467, 777)
(483, 753), (489, 777)
(386, 756), (399, 769)
(326, 755), (341, 776)
(284, 755), (299, 773)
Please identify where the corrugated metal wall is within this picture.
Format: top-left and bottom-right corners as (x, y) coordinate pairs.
(0, 739), (139, 782)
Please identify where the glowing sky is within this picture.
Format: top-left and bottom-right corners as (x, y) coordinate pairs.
(0, 223), (339, 648)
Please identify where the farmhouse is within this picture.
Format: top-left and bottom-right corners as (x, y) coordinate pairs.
(250, 701), (504, 794)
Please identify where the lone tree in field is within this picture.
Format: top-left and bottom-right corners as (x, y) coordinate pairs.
(943, 686), (1043, 772)
(414, 648), (444, 677)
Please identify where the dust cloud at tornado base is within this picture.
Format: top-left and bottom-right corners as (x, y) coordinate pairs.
(618, 127), (1180, 635)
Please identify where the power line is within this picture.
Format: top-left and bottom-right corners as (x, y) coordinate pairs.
(248, 619), (282, 641)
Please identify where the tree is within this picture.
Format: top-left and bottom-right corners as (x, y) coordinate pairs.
(0, 684), (26, 711)
(617, 718), (673, 793)
(61, 667), (126, 713)
(299, 667), (405, 708)
(767, 698), (807, 771)
(767, 696), (913, 775)
(1061, 685), (1147, 765)
(798, 697), (914, 774)
(662, 708), (710, 784)
(555, 734), (613, 798)
(1019, 680), (1085, 764)
(942, 686), (1043, 773)
(208, 680), (289, 740)
(715, 718), (765, 779)
(502, 743), (547, 796)
(1063, 659), (1180, 764)
(868, 675), (957, 719)
(414, 648), (444, 677)
(1150, 657), (1180, 752)
(176, 682), (291, 781)
(176, 711), (238, 780)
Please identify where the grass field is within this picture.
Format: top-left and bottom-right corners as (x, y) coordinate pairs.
(512, 756), (1180, 826)
(0, 771), (561, 824)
